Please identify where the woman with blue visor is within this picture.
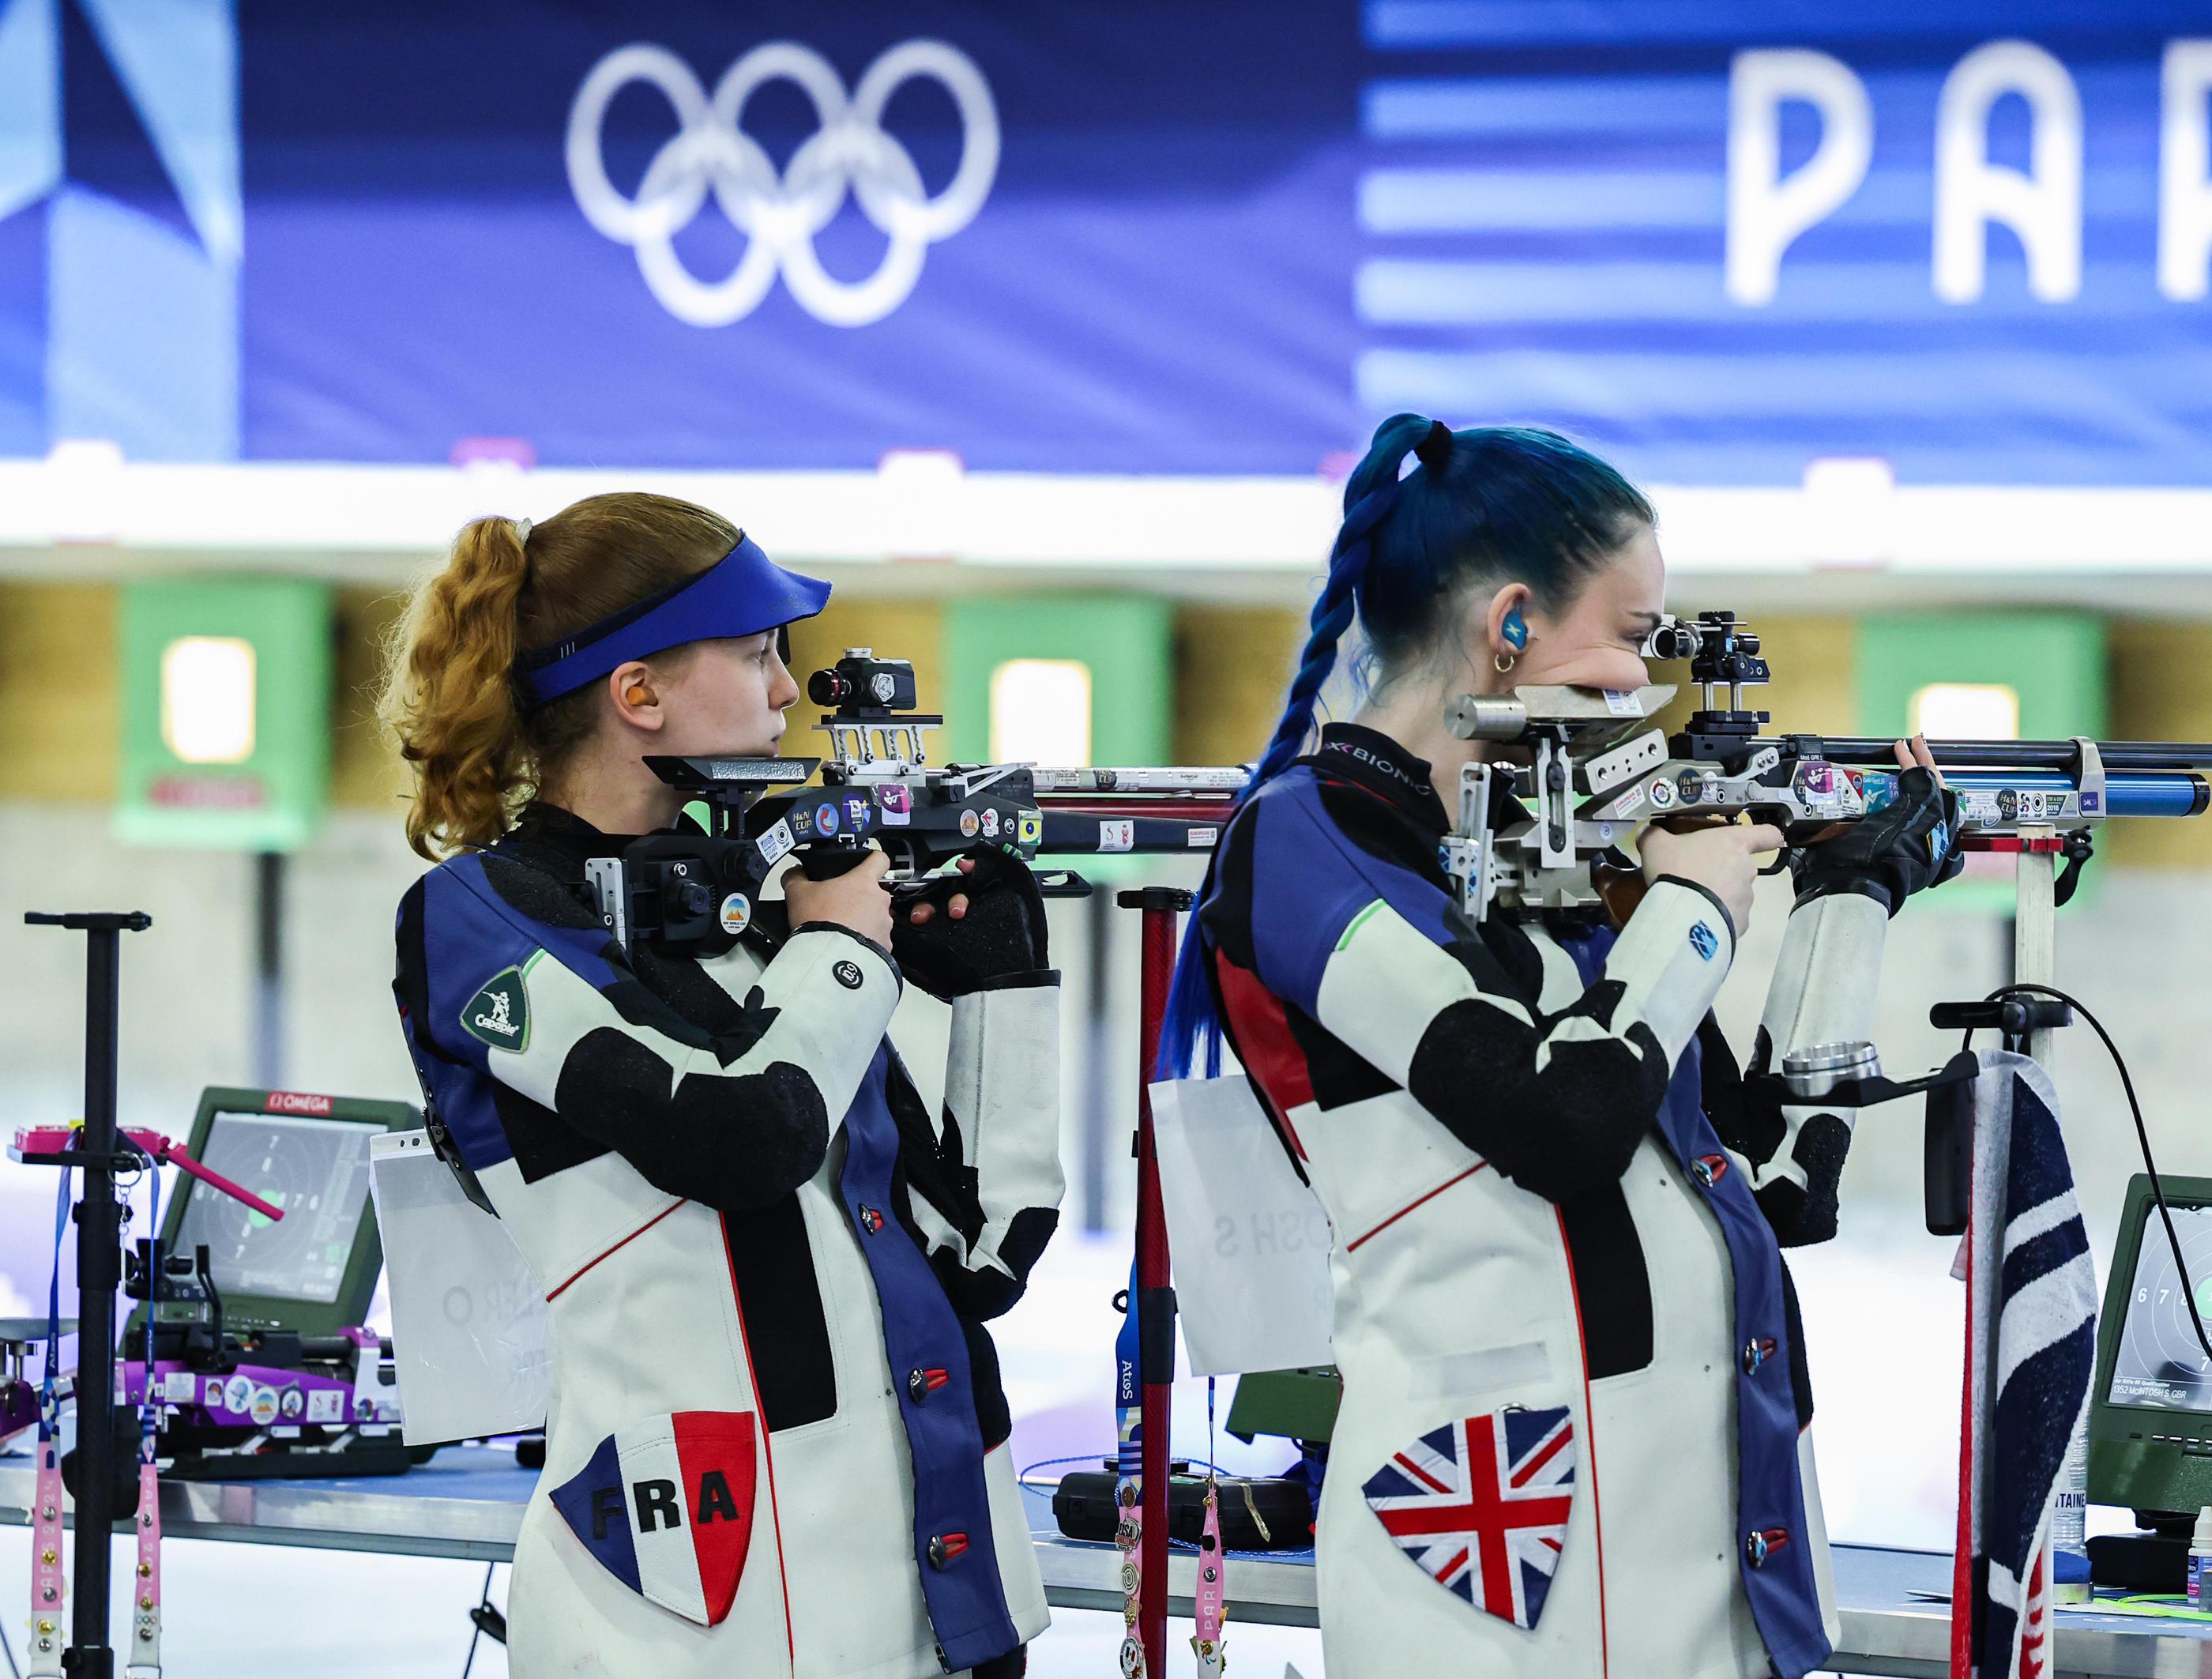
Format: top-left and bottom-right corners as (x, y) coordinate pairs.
(380, 492), (1061, 1679)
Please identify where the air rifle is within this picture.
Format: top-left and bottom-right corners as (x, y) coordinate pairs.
(585, 649), (1243, 954)
(1443, 610), (2212, 924)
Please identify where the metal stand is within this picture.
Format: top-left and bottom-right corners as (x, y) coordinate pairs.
(252, 853), (285, 1090)
(2009, 826), (2093, 1609)
(1082, 890), (1114, 1233)
(23, 909), (152, 1679)
(1119, 887), (1189, 1679)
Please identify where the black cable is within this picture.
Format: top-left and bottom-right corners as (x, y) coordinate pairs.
(1984, 982), (2212, 1372)
(459, 1560), (495, 1679)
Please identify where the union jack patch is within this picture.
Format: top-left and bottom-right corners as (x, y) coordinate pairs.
(1361, 1406), (1574, 1630)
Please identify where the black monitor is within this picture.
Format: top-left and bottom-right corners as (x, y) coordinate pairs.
(2087, 1173), (2212, 1515)
(123, 1086), (421, 1343)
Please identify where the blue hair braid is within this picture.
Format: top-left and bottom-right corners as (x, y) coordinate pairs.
(1154, 412), (1439, 1079)
(1153, 412), (1653, 1083)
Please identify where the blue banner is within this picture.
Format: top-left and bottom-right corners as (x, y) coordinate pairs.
(0, 1), (2206, 482)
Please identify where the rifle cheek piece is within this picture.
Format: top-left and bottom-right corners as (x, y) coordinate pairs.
(1443, 694), (1529, 742)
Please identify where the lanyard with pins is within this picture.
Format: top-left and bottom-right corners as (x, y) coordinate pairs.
(27, 1151), (73, 1679)
(1192, 1376), (1226, 1677)
(126, 1158), (163, 1679)
(1113, 1259), (1145, 1678)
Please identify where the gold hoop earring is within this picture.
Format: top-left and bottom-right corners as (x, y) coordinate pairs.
(1494, 652), (1517, 674)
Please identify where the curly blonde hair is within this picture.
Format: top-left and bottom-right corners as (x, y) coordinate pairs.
(378, 491), (739, 857)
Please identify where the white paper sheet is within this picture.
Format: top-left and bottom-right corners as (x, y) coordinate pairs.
(368, 1130), (551, 1445)
(1148, 1077), (1334, 1376)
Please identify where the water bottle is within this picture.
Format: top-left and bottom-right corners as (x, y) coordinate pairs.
(2050, 1415), (2090, 1604)
(2191, 1506), (2212, 1609)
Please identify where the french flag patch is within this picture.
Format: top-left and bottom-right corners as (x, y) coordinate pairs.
(550, 1410), (759, 1626)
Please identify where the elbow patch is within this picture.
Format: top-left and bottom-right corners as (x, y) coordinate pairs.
(1405, 998), (1665, 1203)
(555, 1028), (830, 1210)
(1757, 1112), (1853, 1248)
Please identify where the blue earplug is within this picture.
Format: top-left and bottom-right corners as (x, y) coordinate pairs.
(1503, 607), (1528, 650)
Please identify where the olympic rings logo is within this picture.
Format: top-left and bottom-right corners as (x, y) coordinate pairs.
(566, 40), (999, 329)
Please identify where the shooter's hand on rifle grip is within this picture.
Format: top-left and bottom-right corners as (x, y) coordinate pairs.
(798, 845), (875, 881)
(1790, 736), (1961, 917)
(1638, 819), (1785, 938)
(891, 851), (1051, 1001)
(783, 849), (893, 948)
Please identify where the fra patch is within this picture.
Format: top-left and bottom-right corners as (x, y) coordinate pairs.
(461, 962), (532, 1052)
(1687, 920), (1718, 961)
(551, 1410), (758, 1626)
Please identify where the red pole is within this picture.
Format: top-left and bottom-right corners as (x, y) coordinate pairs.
(1121, 886), (1190, 1679)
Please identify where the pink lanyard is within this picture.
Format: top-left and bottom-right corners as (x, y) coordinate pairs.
(128, 1435), (162, 1675)
(1115, 1406), (1146, 1677)
(28, 1159), (72, 1679)
(28, 1400), (66, 1678)
(1191, 1480), (1226, 1677)
(126, 1160), (164, 1677)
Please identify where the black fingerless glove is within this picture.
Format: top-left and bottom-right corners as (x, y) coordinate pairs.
(1790, 765), (1964, 917)
(889, 849), (1051, 1000)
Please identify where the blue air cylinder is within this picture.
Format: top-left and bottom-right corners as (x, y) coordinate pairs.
(1943, 771), (2208, 820)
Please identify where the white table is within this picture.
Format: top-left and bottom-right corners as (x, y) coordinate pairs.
(4, 1449), (2203, 1676)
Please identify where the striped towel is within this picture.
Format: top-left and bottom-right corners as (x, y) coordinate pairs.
(1951, 1052), (2097, 1679)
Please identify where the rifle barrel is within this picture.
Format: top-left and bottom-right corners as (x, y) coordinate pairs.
(1780, 736), (2212, 771)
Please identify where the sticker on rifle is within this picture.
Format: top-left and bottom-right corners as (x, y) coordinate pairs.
(877, 784), (912, 826)
(814, 801), (841, 838)
(981, 808), (1000, 838)
(1602, 689), (1642, 717)
(1187, 826), (1218, 848)
(2081, 789), (2101, 815)
(1793, 762), (1844, 814)
(307, 1387), (344, 1423)
(1100, 819), (1134, 853)
(1017, 810), (1042, 846)
(249, 1385), (280, 1425)
(757, 819), (796, 866)
(1958, 791), (1999, 823)
(842, 794), (872, 834)
(1647, 779), (1676, 809)
(719, 893), (752, 935)
(162, 1371), (195, 1402)
(959, 808), (981, 838)
(279, 1386), (306, 1420)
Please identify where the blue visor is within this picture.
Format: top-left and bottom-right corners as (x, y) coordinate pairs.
(513, 535), (830, 707)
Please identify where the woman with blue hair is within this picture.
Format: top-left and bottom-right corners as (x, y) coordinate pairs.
(1162, 415), (1957, 1677)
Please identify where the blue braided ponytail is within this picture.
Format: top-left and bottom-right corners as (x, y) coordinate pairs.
(1155, 412), (1653, 1080)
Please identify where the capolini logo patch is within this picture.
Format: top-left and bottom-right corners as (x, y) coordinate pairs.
(461, 956), (537, 1052)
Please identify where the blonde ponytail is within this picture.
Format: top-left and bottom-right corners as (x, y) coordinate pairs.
(378, 493), (739, 857)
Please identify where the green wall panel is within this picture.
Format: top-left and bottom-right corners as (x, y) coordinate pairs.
(942, 595), (1173, 767)
(115, 578), (333, 850)
(1856, 613), (2106, 741)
